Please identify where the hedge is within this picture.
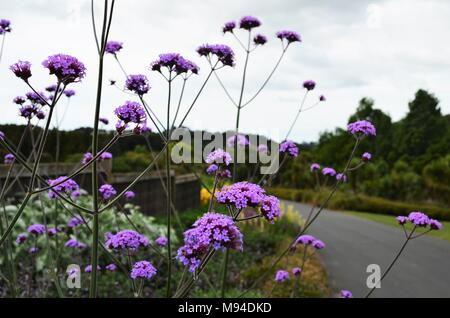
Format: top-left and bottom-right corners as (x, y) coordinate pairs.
(267, 187), (450, 221)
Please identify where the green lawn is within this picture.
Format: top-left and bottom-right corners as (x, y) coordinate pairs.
(344, 211), (450, 242)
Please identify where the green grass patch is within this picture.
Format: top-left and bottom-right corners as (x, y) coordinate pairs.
(343, 210), (450, 242)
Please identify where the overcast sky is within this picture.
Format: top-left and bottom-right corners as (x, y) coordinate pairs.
(1, 0), (449, 143)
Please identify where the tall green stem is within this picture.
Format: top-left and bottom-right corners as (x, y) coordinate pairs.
(165, 75), (173, 297)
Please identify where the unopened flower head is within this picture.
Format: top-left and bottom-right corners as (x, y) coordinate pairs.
(105, 41), (123, 54)
(13, 96), (26, 105)
(10, 60), (32, 81)
(319, 95), (326, 102)
(42, 54), (86, 84)
(239, 16), (261, 30)
(276, 30), (301, 43)
(131, 260), (157, 280)
(0, 19), (12, 32)
(206, 148), (232, 166)
(99, 117), (109, 125)
(105, 229), (149, 251)
(253, 34), (267, 45)
(99, 184), (117, 200)
(280, 140), (299, 157)
(176, 212), (243, 272)
(347, 120), (376, 137)
(125, 74), (150, 95)
(275, 270), (289, 282)
(303, 80), (316, 91)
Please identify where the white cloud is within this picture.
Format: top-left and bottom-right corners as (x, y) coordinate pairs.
(0, 0), (449, 143)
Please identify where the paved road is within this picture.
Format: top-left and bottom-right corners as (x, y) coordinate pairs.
(283, 200), (450, 298)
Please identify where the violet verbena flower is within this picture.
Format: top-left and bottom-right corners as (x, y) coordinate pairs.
(105, 230), (149, 251)
(295, 234), (325, 250)
(13, 96), (26, 105)
(47, 176), (79, 199)
(105, 41), (123, 54)
(197, 44), (235, 67)
(340, 290), (353, 298)
(42, 54), (86, 84)
(239, 16), (261, 30)
(45, 84), (58, 92)
(215, 181), (266, 209)
(310, 163), (321, 172)
(429, 219), (443, 230)
(68, 215), (83, 228)
(155, 236), (168, 247)
(4, 153), (14, 164)
(124, 191), (135, 200)
(65, 238), (87, 249)
(85, 265), (101, 273)
(292, 267), (302, 276)
(218, 169), (232, 179)
(319, 95), (326, 102)
(99, 184), (117, 200)
(222, 21), (236, 33)
(253, 34), (267, 45)
(10, 60), (32, 81)
(227, 134), (249, 147)
(71, 190), (82, 200)
(280, 140), (299, 157)
(206, 164), (218, 175)
(275, 270), (289, 282)
(322, 167), (336, 177)
(396, 216), (408, 225)
(206, 148), (232, 166)
(26, 91), (46, 105)
(347, 120), (376, 137)
(260, 195), (281, 223)
(114, 101), (147, 135)
(176, 212), (243, 272)
(125, 74), (150, 95)
(99, 117), (109, 125)
(82, 152), (93, 165)
(303, 80), (316, 91)
(27, 224), (46, 235)
(336, 173), (347, 183)
(0, 19), (12, 33)
(16, 233), (27, 244)
(105, 263), (117, 272)
(362, 152), (372, 162)
(64, 89), (75, 97)
(47, 228), (58, 237)
(131, 260), (157, 280)
(19, 105), (40, 120)
(150, 53), (199, 75)
(29, 247), (39, 254)
(100, 152), (113, 160)
(276, 30), (301, 43)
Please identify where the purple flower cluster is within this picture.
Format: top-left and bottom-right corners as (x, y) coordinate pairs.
(13, 96), (25, 104)
(295, 234), (325, 250)
(27, 224), (46, 236)
(292, 267), (302, 276)
(151, 53), (199, 75)
(197, 44), (235, 67)
(397, 212), (442, 230)
(10, 60), (32, 81)
(303, 80), (316, 91)
(85, 265), (101, 273)
(16, 233), (27, 244)
(64, 89), (76, 97)
(105, 230), (149, 251)
(239, 16), (261, 30)
(124, 190), (135, 200)
(65, 238), (87, 249)
(4, 154), (14, 165)
(105, 41), (123, 54)
(99, 117), (109, 125)
(253, 34), (267, 45)
(310, 163), (321, 172)
(215, 181), (266, 209)
(42, 54), (86, 84)
(276, 30), (302, 43)
(68, 215), (83, 228)
(47, 176), (79, 200)
(347, 120), (376, 137)
(362, 152), (372, 162)
(18, 104), (44, 120)
(206, 148), (232, 166)
(227, 134), (249, 147)
(99, 184), (117, 200)
(222, 21), (236, 33)
(100, 152), (113, 160)
(340, 290), (353, 298)
(319, 95), (326, 102)
(106, 263), (117, 272)
(26, 91), (47, 105)
(322, 167), (336, 177)
(260, 195), (281, 223)
(275, 270), (289, 282)
(125, 74), (150, 95)
(177, 212), (243, 272)
(280, 140), (299, 157)
(114, 101), (147, 134)
(131, 260), (157, 280)
(155, 236), (168, 247)
(0, 19), (12, 33)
